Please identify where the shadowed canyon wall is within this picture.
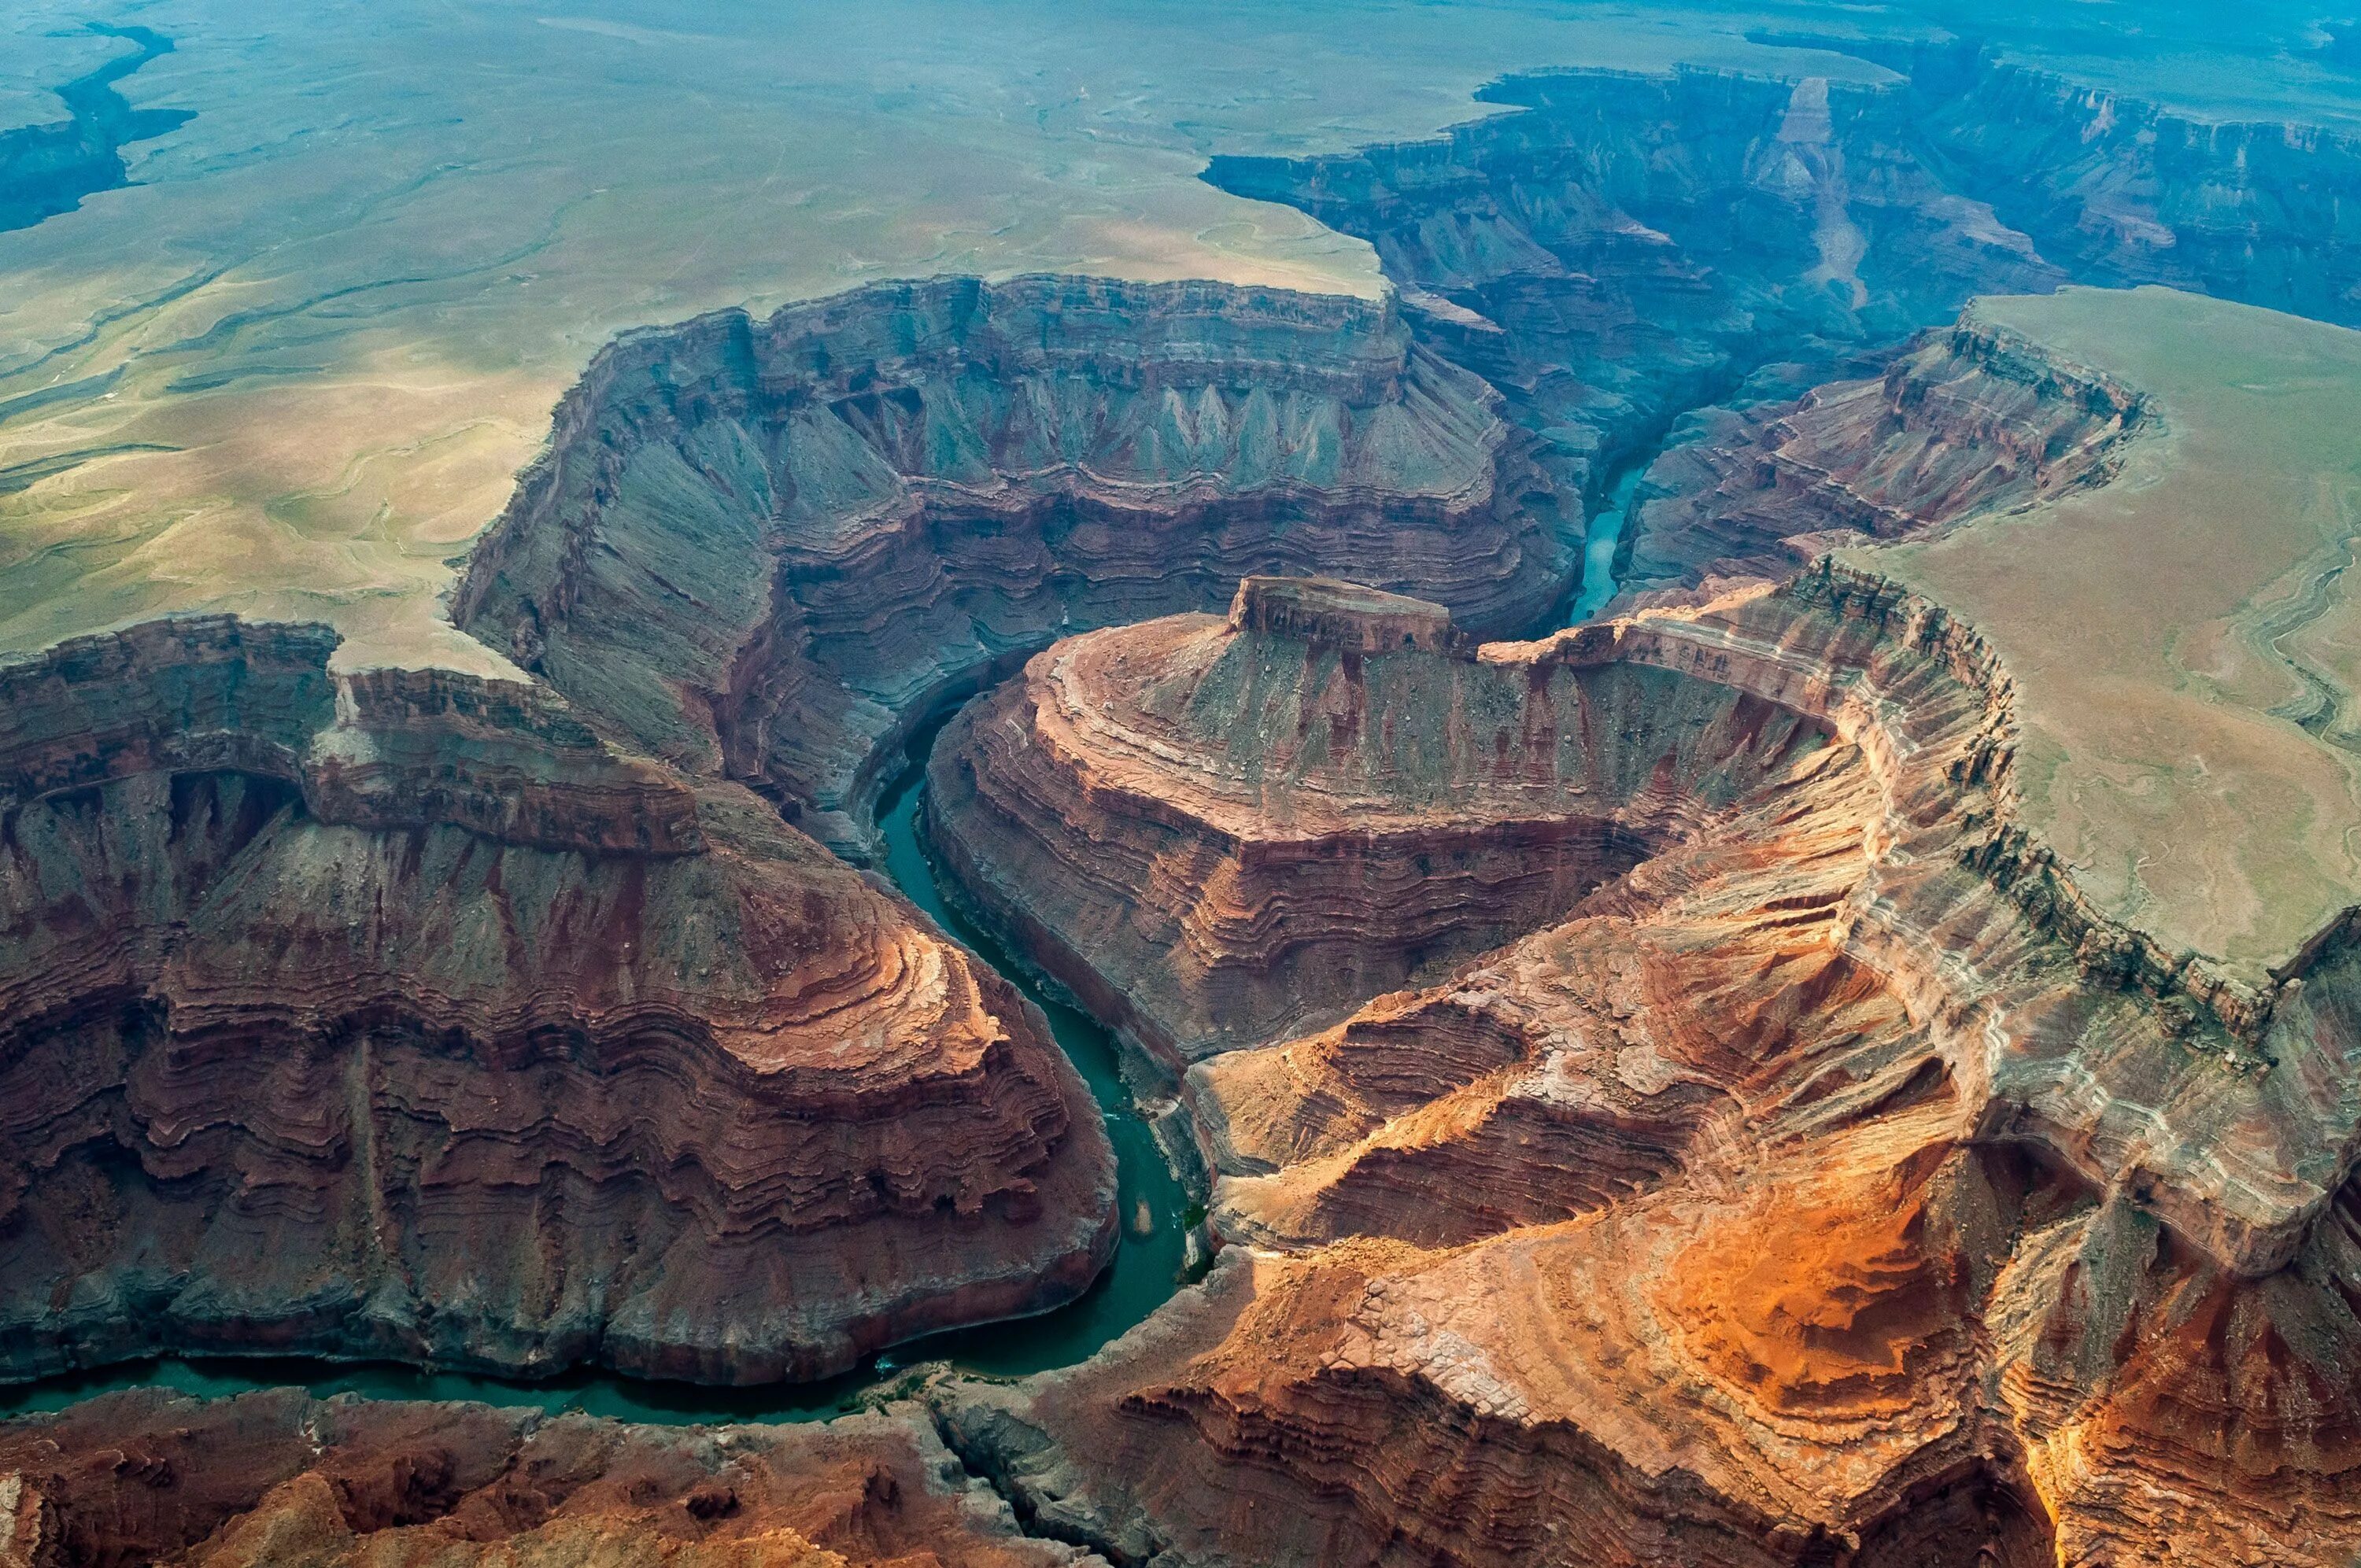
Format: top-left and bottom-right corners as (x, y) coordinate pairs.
(0, 618), (1115, 1388)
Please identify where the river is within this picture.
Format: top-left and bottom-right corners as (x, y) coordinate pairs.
(1571, 459), (1651, 621)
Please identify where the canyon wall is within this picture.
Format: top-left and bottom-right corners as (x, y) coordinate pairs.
(921, 566), (2361, 1566)
(1616, 315), (2147, 607)
(1206, 53), (2361, 608)
(927, 575), (1829, 1068)
(0, 618), (1115, 1387)
(453, 275), (1572, 852)
(0, 1387), (1089, 1567)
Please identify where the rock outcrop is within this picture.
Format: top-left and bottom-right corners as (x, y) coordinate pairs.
(921, 567), (2361, 1566)
(927, 575), (1829, 1066)
(453, 275), (1571, 852)
(0, 618), (1115, 1387)
(0, 1386), (1092, 1566)
(1616, 314), (2146, 607)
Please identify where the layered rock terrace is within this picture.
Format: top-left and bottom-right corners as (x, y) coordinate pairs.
(928, 575), (1831, 1066)
(919, 565), (2361, 1564)
(0, 617), (1115, 1387)
(0, 1385), (1088, 1567)
(454, 275), (1571, 852)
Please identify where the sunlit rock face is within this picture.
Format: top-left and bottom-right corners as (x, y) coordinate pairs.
(453, 275), (1572, 852)
(0, 1386), (1083, 1567)
(926, 574), (1829, 1067)
(923, 567), (2361, 1567)
(0, 618), (1114, 1387)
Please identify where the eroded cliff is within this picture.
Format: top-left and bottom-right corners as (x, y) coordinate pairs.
(927, 576), (1829, 1068)
(921, 567), (2361, 1566)
(0, 1386), (1091, 1567)
(453, 275), (1571, 852)
(0, 618), (1115, 1387)
(1616, 315), (2146, 607)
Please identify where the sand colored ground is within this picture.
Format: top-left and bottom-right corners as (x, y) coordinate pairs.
(1856, 286), (2361, 976)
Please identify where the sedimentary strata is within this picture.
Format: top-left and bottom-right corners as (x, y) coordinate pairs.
(0, 1386), (1093, 1567)
(1207, 53), (2361, 599)
(925, 566), (2361, 1565)
(0, 617), (1114, 1386)
(453, 275), (1570, 851)
(1616, 315), (2146, 607)
(927, 575), (1829, 1066)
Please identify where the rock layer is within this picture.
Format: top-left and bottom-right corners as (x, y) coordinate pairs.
(1617, 315), (2147, 607)
(0, 618), (1115, 1386)
(922, 567), (2361, 1565)
(453, 275), (1571, 851)
(0, 1387), (1091, 1567)
(928, 575), (1829, 1065)
(1207, 54), (2361, 603)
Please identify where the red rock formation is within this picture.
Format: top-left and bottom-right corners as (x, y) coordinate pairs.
(927, 576), (1829, 1066)
(1617, 316), (2145, 607)
(0, 1387), (1084, 1566)
(922, 567), (2361, 1565)
(0, 618), (1114, 1387)
(453, 275), (1572, 853)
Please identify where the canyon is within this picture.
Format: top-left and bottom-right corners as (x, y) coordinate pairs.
(922, 563), (2361, 1567)
(11, 28), (2361, 1568)
(0, 617), (1114, 1389)
(453, 275), (1570, 854)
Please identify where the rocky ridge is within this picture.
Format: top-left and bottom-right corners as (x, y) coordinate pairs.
(0, 1385), (1096, 1567)
(0, 617), (1115, 1387)
(1615, 315), (2147, 608)
(921, 563), (2361, 1566)
(453, 275), (1571, 853)
(927, 575), (1831, 1067)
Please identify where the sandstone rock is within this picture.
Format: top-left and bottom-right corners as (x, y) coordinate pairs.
(922, 568), (2361, 1565)
(0, 1386), (1096, 1567)
(453, 275), (1572, 853)
(0, 618), (1115, 1386)
(927, 575), (1830, 1068)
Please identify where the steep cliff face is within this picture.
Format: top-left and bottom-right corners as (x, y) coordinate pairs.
(922, 569), (2361, 1566)
(0, 1388), (1087, 1567)
(1205, 55), (2361, 599)
(1617, 315), (2147, 607)
(1205, 67), (2072, 530)
(453, 275), (1571, 852)
(0, 618), (1115, 1386)
(927, 575), (1828, 1067)
(1916, 57), (2361, 326)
